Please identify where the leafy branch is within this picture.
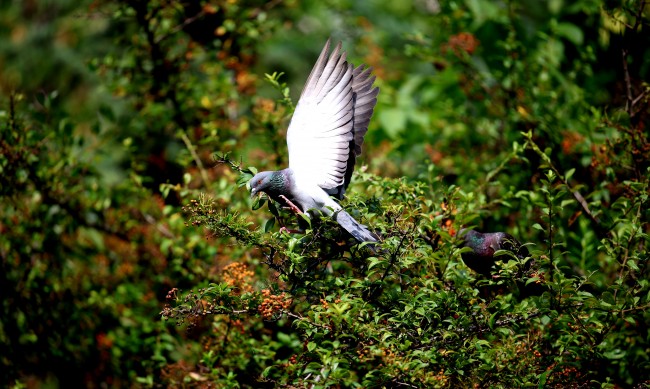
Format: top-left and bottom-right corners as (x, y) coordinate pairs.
(522, 130), (606, 236)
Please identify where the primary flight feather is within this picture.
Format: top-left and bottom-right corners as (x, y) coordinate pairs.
(250, 39), (379, 244)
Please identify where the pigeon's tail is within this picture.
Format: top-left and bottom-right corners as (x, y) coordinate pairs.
(335, 210), (379, 247)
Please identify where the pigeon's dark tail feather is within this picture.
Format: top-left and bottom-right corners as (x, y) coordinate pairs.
(335, 210), (379, 249)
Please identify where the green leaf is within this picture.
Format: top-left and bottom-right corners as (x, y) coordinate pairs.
(556, 22), (584, 45)
(489, 312), (499, 329)
(237, 172), (253, 187)
(267, 200), (279, 217)
(475, 339), (490, 348)
(298, 212), (311, 227)
(565, 168), (576, 181)
(540, 315), (551, 325)
(560, 199), (574, 208)
(160, 183), (171, 198)
(526, 277), (540, 285)
(602, 291), (616, 305)
(368, 257), (383, 270)
(264, 218), (275, 233)
(603, 349), (626, 360)
(538, 369), (550, 388)
(252, 196), (266, 210)
(532, 223), (545, 231)
(261, 366), (273, 377)
(627, 260), (639, 271)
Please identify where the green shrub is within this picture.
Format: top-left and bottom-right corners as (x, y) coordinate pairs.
(1, 0), (648, 387)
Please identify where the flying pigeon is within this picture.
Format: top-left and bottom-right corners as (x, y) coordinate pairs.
(249, 39), (379, 244)
(460, 230), (530, 275)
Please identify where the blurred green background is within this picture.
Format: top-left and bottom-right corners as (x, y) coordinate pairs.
(1, 0), (648, 387)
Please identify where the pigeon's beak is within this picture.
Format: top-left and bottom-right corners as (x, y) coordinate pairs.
(250, 187), (259, 199)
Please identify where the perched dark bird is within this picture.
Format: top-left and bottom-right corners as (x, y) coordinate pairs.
(460, 230), (530, 275)
(250, 39), (379, 244)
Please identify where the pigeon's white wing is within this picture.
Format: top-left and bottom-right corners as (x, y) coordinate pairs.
(287, 40), (355, 190)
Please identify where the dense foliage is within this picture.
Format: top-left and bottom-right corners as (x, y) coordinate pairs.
(1, 0), (649, 387)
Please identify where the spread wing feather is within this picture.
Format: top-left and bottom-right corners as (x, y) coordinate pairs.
(287, 39), (379, 197)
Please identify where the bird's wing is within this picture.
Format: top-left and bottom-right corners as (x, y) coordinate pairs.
(336, 64), (379, 197)
(287, 39), (355, 191)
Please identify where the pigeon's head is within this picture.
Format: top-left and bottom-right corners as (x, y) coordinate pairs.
(462, 230), (509, 257)
(459, 229), (531, 275)
(250, 171), (276, 198)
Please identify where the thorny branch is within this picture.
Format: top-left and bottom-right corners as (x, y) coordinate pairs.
(179, 130), (210, 185)
(285, 311), (332, 330)
(523, 133), (606, 237)
(215, 153), (247, 174)
(380, 222), (416, 283)
(620, 0), (649, 119)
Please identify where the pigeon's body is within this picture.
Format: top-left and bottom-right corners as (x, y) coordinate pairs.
(460, 230), (530, 275)
(252, 169), (337, 214)
(460, 229), (545, 297)
(250, 40), (379, 244)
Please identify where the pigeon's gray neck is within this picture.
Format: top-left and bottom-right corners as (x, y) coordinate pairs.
(265, 169), (292, 196)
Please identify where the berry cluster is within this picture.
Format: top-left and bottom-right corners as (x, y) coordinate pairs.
(356, 346), (373, 362)
(527, 270), (545, 284)
(230, 318), (245, 334)
(222, 262), (254, 293)
(258, 289), (291, 320)
(165, 287), (179, 300)
(319, 297), (341, 310)
(443, 32), (479, 56)
(279, 353), (299, 369)
(183, 199), (204, 227)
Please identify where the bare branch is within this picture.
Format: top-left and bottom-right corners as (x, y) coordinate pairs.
(620, 0), (648, 118)
(622, 48), (634, 115)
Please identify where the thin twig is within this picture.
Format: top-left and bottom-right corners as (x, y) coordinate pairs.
(622, 48), (634, 115)
(524, 134), (604, 233)
(142, 212), (175, 238)
(155, 10), (205, 44)
(481, 146), (520, 189)
(260, 246), (289, 279)
(179, 130), (210, 185)
(215, 153), (246, 174)
(614, 200), (642, 299)
(380, 224), (413, 283)
(393, 381), (418, 388)
(9, 91), (17, 133)
(285, 311), (331, 329)
(620, 0), (648, 118)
